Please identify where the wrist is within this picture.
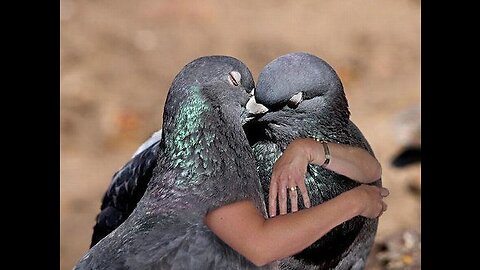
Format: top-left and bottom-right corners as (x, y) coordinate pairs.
(341, 188), (364, 216)
(291, 138), (316, 163)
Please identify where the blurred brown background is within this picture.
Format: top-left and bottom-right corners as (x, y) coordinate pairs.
(60, 0), (421, 269)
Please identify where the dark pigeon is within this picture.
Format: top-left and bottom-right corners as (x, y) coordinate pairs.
(89, 56), (259, 248)
(90, 139), (161, 247)
(75, 56), (273, 269)
(245, 52), (382, 270)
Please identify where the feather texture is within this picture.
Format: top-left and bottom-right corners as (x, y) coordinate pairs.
(76, 56), (271, 269)
(248, 52), (382, 270)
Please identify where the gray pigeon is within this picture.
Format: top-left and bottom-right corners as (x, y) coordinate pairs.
(89, 132), (162, 248)
(75, 56), (274, 269)
(244, 52), (382, 270)
(88, 57), (262, 248)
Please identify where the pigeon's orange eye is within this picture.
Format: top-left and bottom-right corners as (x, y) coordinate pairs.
(228, 71), (241, 86)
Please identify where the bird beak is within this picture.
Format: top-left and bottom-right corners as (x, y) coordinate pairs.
(245, 90), (269, 121)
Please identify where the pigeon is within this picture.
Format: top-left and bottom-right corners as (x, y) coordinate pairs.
(89, 56), (261, 248)
(244, 52), (382, 270)
(75, 55), (273, 269)
(89, 132), (162, 248)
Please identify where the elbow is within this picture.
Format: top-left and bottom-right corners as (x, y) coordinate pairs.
(361, 161), (382, 183)
(370, 162), (382, 182)
(253, 261), (269, 267)
(242, 241), (276, 267)
(375, 162), (383, 180)
(247, 254), (271, 267)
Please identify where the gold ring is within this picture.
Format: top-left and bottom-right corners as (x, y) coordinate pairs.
(289, 186), (297, 192)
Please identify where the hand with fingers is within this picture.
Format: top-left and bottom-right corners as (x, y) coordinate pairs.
(350, 185), (389, 218)
(269, 140), (312, 217)
(268, 138), (384, 218)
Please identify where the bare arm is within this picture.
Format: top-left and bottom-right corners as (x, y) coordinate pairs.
(269, 138), (382, 217)
(205, 185), (389, 266)
(281, 138), (381, 183)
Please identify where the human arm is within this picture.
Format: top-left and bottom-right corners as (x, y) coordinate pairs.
(269, 138), (382, 216)
(205, 184), (389, 267)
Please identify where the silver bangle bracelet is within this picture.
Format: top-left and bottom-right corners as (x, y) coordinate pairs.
(312, 137), (331, 168)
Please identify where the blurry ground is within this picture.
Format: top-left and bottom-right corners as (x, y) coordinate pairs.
(60, 0), (420, 269)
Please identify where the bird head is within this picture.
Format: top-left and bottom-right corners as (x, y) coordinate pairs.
(170, 55), (255, 93)
(252, 52), (350, 138)
(163, 56), (268, 130)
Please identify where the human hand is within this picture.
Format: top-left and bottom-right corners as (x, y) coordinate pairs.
(269, 139), (312, 218)
(349, 185), (389, 218)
